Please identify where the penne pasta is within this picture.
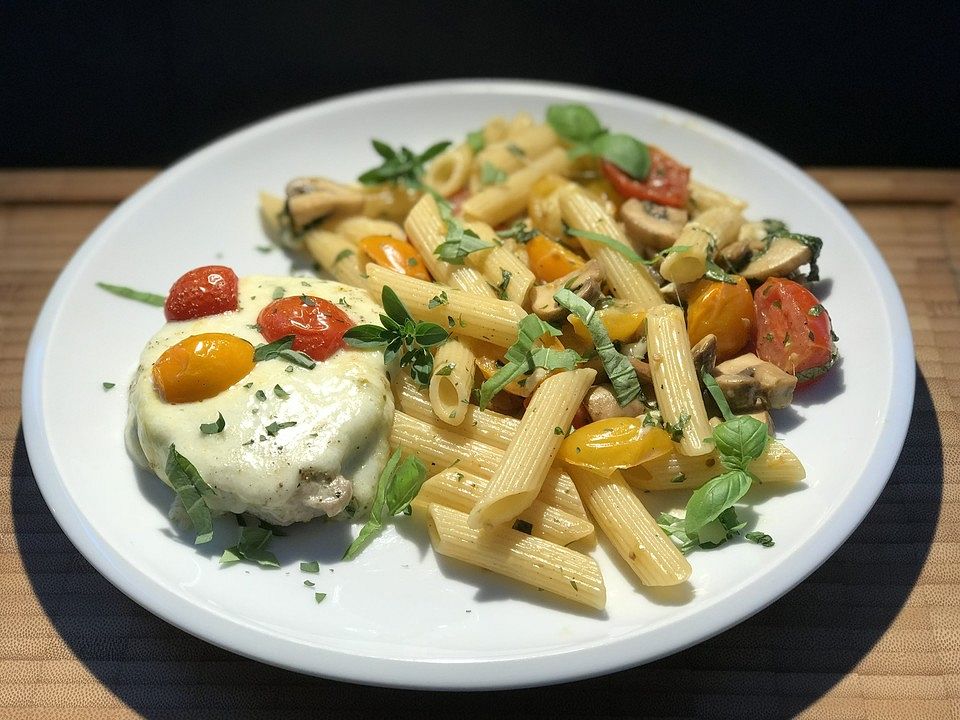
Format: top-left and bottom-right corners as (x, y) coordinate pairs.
(423, 143), (474, 198)
(365, 264), (526, 347)
(687, 179), (748, 217)
(426, 503), (606, 609)
(659, 205), (744, 284)
(429, 338), (476, 426)
(474, 124), (558, 176)
(326, 215), (406, 244)
(558, 185), (664, 308)
(304, 230), (367, 288)
(567, 467), (691, 586)
(645, 304), (713, 456)
(463, 146), (570, 226)
(463, 221), (536, 307)
(469, 369), (596, 528)
(411, 468), (594, 545)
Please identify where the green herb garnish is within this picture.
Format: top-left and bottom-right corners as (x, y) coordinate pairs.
(253, 335), (316, 369)
(546, 103), (650, 180)
(358, 139), (451, 191)
(165, 445), (215, 544)
(745, 531), (775, 547)
(315, 592), (327, 603)
(491, 268), (512, 300)
(480, 161), (507, 186)
(566, 226), (688, 266)
(199, 412), (225, 435)
(220, 525), (279, 567)
(466, 129), (486, 153)
(434, 200), (493, 265)
(435, 363), (455, 377)
(102, 382), (116, 390)
(273, 384), (290, 399)
(428, 290), (449, 309)
(496, 221), (539, 244)
(96, 282), (165, 307)
(300, 560), (320, 573)
(265, 420), (297, 437)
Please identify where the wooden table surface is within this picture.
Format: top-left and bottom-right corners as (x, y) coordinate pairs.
(1, 169), (957, 719)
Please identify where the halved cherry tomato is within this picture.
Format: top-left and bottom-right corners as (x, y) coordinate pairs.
(164, 265), (238, 321)
(686, 276), (755, 361)
(358, 235), (431, 281)
(559, 418), (673, 476)
(569, 300), (646, 343)
(754, 278), (837, 383)
(600, 147), (690, 208)
(527, 234), (585, 282)
(257, 295), (355, 362)
(152, 333), (254, 403)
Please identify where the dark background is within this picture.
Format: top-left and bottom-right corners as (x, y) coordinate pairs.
(2, 2), (958, 168)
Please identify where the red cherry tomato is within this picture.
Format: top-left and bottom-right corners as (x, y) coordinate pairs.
(257, 296), (355, 362)
(600, 147), (690, 208)
(754, 278), (837, 384)
(164, 265), (239, 321)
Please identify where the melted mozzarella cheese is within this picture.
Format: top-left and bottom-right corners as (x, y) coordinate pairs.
(126, 276), (394, 525)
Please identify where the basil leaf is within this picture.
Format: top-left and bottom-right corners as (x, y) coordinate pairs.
(554, 288), (640, 406)
(300, 561), (320, 573)
(253, 335), (295, 362)
(712, 416), (767, 470)
(383, 455), (428, 516)
(529, 346), (583, 372)
(591, 133), (650, 180)
(480, 161), (507, 186)
(701, 370), (734, 422)
(435, 227), (493, 265)
(683, 469), (752, 534)
(428, 291), (449, 309)
(102, 382), (116, 390)
(381, 285), (413, 326)
(466, 129), (486, 153)
(265, 420), (297, 437)
(762, 218), (788, 234)
(496, 222), (539, 244)
(491, 268), (512, 300)
(165, 445), (215, 544)
(358, 139), (451, 190)
(343, 448), (402, 560)
(96, 282), (165, 307)
(746, 530), (775, 547)
(220, 525), (279, 568)
(273, 384), (289, 399)
(343, 325), (388, 348)
(703, 260), (739, 285)
(413, 322), (449, 347)
(435, 363), (455, 377)
(315, 592), (327, 603)
(546, 104), (604, 142)
(333, 248), (354, 264)
(277, 348), (316, 369)
(199, 412), (225, 435)
(565, 227), (645, 263)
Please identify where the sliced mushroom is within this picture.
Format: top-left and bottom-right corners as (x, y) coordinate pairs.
(530, 259), (603, 322)
(714, 373), (760, 412)
(300, 470), (354, 518)
(717, 238), (753, 269)
(629, 357), (654, 385)
(740, 237), (811, 281)
(619, 198), (689, 251)
(659, 281), (698, 305)
(714, 352), (797, 409)
(285, 177), (365, 232)
(585, 384), (647, 421)
(690, 334), (717, 377)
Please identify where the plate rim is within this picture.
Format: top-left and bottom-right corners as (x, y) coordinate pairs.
(20, 78), (915, 690)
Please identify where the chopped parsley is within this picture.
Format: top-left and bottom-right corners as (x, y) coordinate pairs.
(199, 412), (226, 435)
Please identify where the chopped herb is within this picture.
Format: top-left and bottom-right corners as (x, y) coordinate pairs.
(447, 316), (455, 328)
(256, 245), (273, 253)
(96, 282), (165, 307)
(435, 363), (455, 377)
(343, 448), (428, 560)
(569, 579), (579, 591)
(703, 260), (738, 285)
(199, 412), (226, 435)
(243, 382), (253, 389)
(165, 445), (215, 544)
(272, 287), (284, 300)
(304, 580), (315, 587)
(512, 518), (534, 535)
(762, 218), (788, 234)
(334, 248), (354, 264)
(554, 426), (565, 436)
(407, 257), (419, 267)
(220, 525), (279, 568)
(253, 336), (316, 369)
(746, 530), (775, 547)
(300, 295), (316, 306)
(337, 297), (352, 309)
(255, 389), (266, 401)
(565, 226), (688, 266)
(285, 365), (294, 373)
(808, 304), (825, 317)
(491, 268), (512, 300)
(428, 290), (449, 309)
(102, 382), (116, 390)
(670, 474), (686, 484)
(496, 221), (539, 244)
(480, 161), (507, 186)
(664, 414), (689, 443)
(506, 142), (525, 158)
(273, 384), (290, 399)
(466, 129), (486, 153)
(315, 592), (327, 603)
(300, 561), (320, 573)
(434, 201), (493, 264)
(357, 139), (451, 192)
(701, 370), (734, 422)
(265, 420), (297, 436)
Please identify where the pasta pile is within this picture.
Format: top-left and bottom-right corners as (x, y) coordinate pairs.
(260, 106), (834, 609)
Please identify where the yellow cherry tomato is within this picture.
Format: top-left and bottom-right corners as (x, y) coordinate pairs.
(559, 418), (673, 476)
(686, 276), (755, 361)
(152, 333), (254, 404)
(569, 301), (646, 343)
(527, 174), (569, 239)
(358, 235), (431, 280)
(527, 235), (585, 283)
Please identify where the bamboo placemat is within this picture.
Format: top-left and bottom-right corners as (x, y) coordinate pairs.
(1, 169), (957, 719)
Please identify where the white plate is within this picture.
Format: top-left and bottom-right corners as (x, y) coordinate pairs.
(21, 80), (913, 689)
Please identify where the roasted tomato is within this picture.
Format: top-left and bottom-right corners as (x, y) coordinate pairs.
(152, 333), (254, 403)
(358, 235), (431, 281)
(257, 295), (355, 362)
(600, 147), (690, 208)
(754, 277), (837, 383)
(559, 418), (673, 476)
(164, 265), (238, 321)
(686, 276), (756, 361)
(526, 234), (585, 282)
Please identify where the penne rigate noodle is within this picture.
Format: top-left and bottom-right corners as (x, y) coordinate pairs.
(411, 468), (594, 545)
(622, 438), (806, 490)
(304, 230), (367, 288)
(474, 124), (558, 176)
(326, 215), (406, 244)
(659, 205), (744, 284)
(469, 369), (596, 528)
(403, 194), (495, 297)
(429, 338), (476, 426)
(463, 221), (536, 307)
(506, 111), (535, 137)
(646, 304), (713, 456)
(567, 467), (691, 586)
(390, 410), (587, 519)
(365, 264), (526, 347)
(558, 185), (664, 308)
(258, 191), (287, 244)
(688, 179), (748, 217)
(426, 503), (606, 610)
(463, 146), (570, 226)
(423, 143), (474, 198)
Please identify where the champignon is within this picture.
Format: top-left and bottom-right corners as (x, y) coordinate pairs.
(716, 238), (753, 269)
(713, 352), (797, 409)
(619, 198), (689, 251)
(739, 237), (812, 281)
(530, 259), (603, 322)
(584, 384), (647, 422)
(285, 177), (365, 232)
(690, 334), (717, 378)
(659, 281), (698, 305)
(300, 470), (354, 518)
(715, 373), (760, 412)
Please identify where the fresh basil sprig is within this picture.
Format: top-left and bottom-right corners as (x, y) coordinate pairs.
(357, 139), (451, 191)
(165, 445), (215, 544)
(477, 314), (583, 409)
(566, 226), (689, 266)
(496, 221), (539, 244)
(553, 288), (641, 406)
(434, 198), (493, 265)
(342, 286), (449, 386)
(253, 335), (316, 369)
(546, 103), (651, 180)
(220, 525), (279, 567)
(96, 282), (166, 307)
(343, 448), (427, 560)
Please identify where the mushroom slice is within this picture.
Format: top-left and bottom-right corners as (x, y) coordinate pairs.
(714, 373), (760, 412)
(619, 198), (689, 251)
(530, 259), (603, 322)
(285, 177), (365, 233)
(300, 469), (354, 518)
(717, 238), (753, 269)
(714, 352), (797, 409)
(659, 281), (698, 305)
(690, 334), (717, 378)
(740, 236), (811, 281)
(585, 384), (647, 422)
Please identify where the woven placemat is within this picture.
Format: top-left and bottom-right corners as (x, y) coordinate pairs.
(1, 169), (957, 719)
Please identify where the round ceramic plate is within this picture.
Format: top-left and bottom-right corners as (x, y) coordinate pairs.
(21, 80), (913, 689)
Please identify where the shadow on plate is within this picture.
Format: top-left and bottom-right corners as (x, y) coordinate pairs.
(10, 363), (939, 718)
